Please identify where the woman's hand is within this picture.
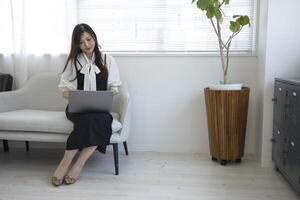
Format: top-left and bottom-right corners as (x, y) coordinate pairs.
(111, 90), (117, 96)
(110, 86), (118, 96)
(63, 91), (69, 99)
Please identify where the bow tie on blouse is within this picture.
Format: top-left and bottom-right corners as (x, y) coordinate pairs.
(80, 54), (101, 91)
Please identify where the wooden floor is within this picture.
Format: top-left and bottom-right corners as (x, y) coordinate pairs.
(0, 148), (299, 200)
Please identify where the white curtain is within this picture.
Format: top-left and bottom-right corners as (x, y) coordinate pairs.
(0, 0), (77, 89)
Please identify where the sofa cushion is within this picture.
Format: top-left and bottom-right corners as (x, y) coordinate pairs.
(0, 109), (122, 134)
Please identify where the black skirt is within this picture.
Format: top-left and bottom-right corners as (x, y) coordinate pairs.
(65, 105), (113, 153)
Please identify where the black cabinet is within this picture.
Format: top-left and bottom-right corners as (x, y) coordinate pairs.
(272, 78), (300, 194)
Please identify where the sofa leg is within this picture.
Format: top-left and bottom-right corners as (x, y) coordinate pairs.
(113, 143), (119, 175)
(25, 141), (29, 152)
(3, 140), (9, 152)
(123, 141), (129, 156)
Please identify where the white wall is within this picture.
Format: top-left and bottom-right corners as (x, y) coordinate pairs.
(0, 55), (260, 155)
(117, 55), (259, 153)
(260, 0), (300, 167)
(256, 0), (269, 162)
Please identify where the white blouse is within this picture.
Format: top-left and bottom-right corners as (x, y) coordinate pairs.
(58, 53), (122, 94)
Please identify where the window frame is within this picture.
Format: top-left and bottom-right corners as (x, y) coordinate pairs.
(78, 0), (258, 56)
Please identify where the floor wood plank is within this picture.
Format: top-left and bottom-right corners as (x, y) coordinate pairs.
(0, 149), (299, 200)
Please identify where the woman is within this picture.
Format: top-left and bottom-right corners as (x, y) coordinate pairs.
(52, 23), (121, 186)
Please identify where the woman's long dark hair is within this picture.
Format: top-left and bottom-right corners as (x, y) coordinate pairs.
(62, 23), (107, 80)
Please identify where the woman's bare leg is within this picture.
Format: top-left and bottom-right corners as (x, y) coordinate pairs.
(52, 149), (78, 185)
(65, 146), (97, 183)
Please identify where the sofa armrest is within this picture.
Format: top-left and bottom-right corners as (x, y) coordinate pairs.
(0, 89), (26, 112)
(118, 86), (131, 141)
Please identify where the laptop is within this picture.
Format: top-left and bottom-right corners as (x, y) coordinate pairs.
(68, 90), (114, 113)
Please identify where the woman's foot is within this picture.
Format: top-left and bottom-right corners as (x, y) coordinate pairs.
(51, 176), (63, 186)
(52, 162), (70, 186)
(64, 175), (77, 184)
(64, 161), (84, 184)
(64, 146), (97, 185)
(51, 149), (79, 186)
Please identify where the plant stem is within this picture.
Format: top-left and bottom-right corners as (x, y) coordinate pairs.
(225, 41), (231, 77)
(219, 0), (225, 7)
(210, 19), (226, 48)
(223, 27), (243, 79)
(210, 19), (218, 38)
(216, 19), (226, 84)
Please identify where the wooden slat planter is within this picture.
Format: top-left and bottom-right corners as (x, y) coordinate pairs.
(204, 87), (250, 164)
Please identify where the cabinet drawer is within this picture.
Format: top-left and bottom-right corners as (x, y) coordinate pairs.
(285, 138), (300, 188)
(286, 85), (300, 139)
(272, 123), (284, 169)
(273, 82), (287, 126)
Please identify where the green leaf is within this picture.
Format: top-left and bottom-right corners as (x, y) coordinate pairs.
(224, 0), (230, 4)
(214, 8), (222, 20)
(233, 15), (242, 18)
(230, 21), (240, 32)
(237, 16), (250, 26)
(206, 6), (216, 18)
(197, 0), (212, 10)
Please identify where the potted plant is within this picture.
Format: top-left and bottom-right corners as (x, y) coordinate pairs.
(192, 0), (251, 165)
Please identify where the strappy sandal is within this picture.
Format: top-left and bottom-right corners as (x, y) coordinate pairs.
(64, 175), (77, 185)
(51, 176), (63, 186)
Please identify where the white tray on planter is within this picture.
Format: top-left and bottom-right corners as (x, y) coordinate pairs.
(210, 83), (242, 90)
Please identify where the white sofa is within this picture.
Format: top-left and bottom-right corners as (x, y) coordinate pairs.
(0, 72), (131, 175)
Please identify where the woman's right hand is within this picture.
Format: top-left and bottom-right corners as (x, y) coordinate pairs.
(63, 91), (69, 99)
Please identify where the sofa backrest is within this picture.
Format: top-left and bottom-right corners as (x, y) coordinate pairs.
(23, 73), (130, 116)
(23, 73), (68, 111)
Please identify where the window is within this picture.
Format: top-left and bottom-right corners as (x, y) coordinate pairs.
(0, 0), (256, 54)
(78, 0), (256, 52)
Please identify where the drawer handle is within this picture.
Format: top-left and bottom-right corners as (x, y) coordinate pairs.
(278, 87), (282, 92)
(277, 130), (280, 135)
(293, 92), (297, 97)
(291, 141), (295, 147)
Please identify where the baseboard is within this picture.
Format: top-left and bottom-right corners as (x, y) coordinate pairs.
(261, 157), (274, 168)
(0, 141), (260, 160)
